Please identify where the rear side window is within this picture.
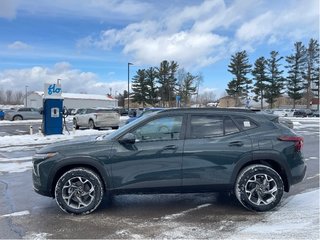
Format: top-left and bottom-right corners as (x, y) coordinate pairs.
(190, 116), (223, 138)
(190, 115), (240, 138)
(232, 116), (258, 130)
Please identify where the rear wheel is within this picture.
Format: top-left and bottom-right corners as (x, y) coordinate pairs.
(55, 168), (104, 214)
(88, 120), (95, 129)
(235, 164), (284, 212)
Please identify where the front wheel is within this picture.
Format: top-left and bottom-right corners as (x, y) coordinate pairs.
(55, 168), (104, 214)
(235, 164), (284, 212)
(13, 115), (23, 121)
(73, 119), (79, 129)
(88, 120), (95, 129)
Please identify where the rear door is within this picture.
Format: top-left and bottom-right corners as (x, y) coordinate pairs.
(182, 113), (252, 188)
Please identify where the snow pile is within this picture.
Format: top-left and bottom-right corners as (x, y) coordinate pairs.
(229, 189), (320, 240)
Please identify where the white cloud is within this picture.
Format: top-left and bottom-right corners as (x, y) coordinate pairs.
(77, 0), (319, 69)
(8, 41), (32, 50)
(6, 0), (152, 20)
(0, 62), (127, 95)
(236, 0), (319, 45)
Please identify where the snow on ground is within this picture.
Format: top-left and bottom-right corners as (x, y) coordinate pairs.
(228, 189), (320, 240)
(0, 116), (319, 239)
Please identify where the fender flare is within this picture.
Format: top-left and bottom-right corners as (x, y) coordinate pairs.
(47, 156), (111, 196)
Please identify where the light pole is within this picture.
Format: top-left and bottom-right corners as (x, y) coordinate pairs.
(25, 85), (28, 107)
(127, 62), (133, 111)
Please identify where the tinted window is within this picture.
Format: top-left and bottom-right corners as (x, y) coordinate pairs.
(233, 116), (258, 130)
(18, 108), (30, 112)
(132, 116), (183, 141)
(224, 117), (240, 135)
(190, 115), (224, 138)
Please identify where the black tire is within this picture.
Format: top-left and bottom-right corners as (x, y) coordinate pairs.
(235, 164), (284, 212)
(55, 168), (104, 214)
(13, 115), (23, 121)
(73, 119), (79, 129)
(111, 126), (119, 130)
(88, 120), (95, 129)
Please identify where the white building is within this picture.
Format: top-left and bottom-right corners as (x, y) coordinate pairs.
(26, 91), (118, 109)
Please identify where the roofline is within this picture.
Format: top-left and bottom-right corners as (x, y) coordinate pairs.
(158, 107), (255, 113)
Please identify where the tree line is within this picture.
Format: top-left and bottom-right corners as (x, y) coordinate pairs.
(129, 60), (203, 107)
(0, 89), (24, 105)
(226, 38), (319, 109)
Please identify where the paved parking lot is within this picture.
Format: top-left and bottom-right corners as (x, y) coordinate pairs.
(0, 117), (319, 239)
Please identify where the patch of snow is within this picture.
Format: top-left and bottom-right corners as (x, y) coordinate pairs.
(0, 210), (30, 218)
(162, 203), (211, 220)
(23, 232), (52, 240)
(228, 189), (320, 240)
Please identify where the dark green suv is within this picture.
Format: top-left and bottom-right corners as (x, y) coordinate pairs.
(32, 108), (306, 214)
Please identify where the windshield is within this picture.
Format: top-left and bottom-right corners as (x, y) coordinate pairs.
(103, 111), (159, 140)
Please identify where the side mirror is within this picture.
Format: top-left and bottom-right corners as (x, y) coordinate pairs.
(119, 133), (136, 144)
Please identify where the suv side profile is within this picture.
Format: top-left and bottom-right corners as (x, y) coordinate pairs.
(73, 108), (120, 129)
(33, 108), (306, 214)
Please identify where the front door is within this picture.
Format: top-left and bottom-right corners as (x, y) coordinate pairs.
(110, 115), (185, 191)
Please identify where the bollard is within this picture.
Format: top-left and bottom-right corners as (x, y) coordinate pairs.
(73, 126), (76, 135)
(29, 125), (33, 135)
(38, 126), (42, 134)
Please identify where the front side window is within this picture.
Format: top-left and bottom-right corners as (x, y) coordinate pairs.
(132, 116), (183, 141)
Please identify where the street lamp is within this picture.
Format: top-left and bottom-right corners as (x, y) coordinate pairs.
(127, 62), (133, 111)
(25, 85), (28, 107)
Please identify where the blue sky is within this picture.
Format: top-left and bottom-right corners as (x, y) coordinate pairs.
(0, 0), (318, 98)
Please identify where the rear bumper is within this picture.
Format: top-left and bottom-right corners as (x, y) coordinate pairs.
(291, 163), (307, 185)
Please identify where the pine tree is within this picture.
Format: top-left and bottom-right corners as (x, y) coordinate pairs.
(286, 42), (306, 109)
(265, 51), (285, 108)
(157, 60), (179, 107)
(131, 69), (148, 107)
(177, 69), (197, 107)
(305, 38), (320, 110)
(252, 57), (268, 109)
(226, 51), (252, 107)
(145, 67), (159, 106)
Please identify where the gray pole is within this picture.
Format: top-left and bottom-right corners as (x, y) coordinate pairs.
(127, 62), (133, 111)
(25, 85), (28, 107)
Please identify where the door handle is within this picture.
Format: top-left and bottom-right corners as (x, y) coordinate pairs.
(228, 141), (244, 147)
(163, 145), (177, 150)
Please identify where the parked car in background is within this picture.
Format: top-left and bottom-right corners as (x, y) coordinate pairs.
(73, 108), (120, 129)
(312, 110), (319, 117)
(33, 108), (306, 214)
(0, 109), (4, 120)
(126, 108), (165, 124)
(4, 107), (42, 121)
(293, 109), (313, 117)
(273, 109), (294, 117)
(112, 107), (128, 116)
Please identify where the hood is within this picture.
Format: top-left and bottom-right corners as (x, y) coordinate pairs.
(37, 135), (103, 154)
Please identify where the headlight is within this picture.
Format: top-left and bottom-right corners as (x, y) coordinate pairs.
(33, 152), (57, 160)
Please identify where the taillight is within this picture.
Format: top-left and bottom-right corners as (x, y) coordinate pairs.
(278, 136), (304, 151)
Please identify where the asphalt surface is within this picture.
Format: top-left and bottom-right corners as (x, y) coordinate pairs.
(0, 120), (319, 239)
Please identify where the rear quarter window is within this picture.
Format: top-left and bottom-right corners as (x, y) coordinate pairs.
(232, 116), (258, 130)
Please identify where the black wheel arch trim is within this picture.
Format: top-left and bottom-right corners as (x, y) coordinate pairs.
(47, 156), (111, 196)
(231, 150), (292, 192)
